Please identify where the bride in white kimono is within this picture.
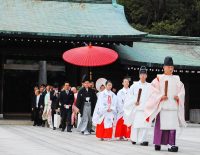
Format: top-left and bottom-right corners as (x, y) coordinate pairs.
(92, 80), (117, 140)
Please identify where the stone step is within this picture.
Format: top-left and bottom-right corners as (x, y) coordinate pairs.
(0, 119), (32, 125)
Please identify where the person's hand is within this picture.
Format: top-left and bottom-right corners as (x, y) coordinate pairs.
(107, 109), (112, 112)
(161, 95), (168, 101)
(40, 105), (43, 109)
(32, 108), (34, 111)
(174, 96), (179, 101)
(135, 102), (140, 106)
(64, 104), (66, 108)
(174, 96), (179, 103)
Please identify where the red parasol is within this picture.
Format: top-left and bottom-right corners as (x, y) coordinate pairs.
(62, 45), (118, 67)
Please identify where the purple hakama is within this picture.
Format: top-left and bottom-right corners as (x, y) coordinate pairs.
(154, 113), (176, 145)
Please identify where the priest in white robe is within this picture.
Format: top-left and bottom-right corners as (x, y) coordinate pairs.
(124, 66), (151, 146)
(144, 56), (187, 152)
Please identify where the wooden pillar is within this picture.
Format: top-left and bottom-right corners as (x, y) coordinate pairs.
(38, 61), (47, 85)
(0, 54), (4, 118)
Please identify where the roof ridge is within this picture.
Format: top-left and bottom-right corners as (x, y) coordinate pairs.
(143, 34), (200, 45)
(146, 34), (200, 41)
(41, 0), (112, 4)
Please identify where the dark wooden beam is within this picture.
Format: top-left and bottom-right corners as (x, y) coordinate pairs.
(3, 64), (65, 72)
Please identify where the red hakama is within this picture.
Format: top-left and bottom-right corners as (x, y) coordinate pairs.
(115, 117), (131, 138)
(96, 120), (113, 139)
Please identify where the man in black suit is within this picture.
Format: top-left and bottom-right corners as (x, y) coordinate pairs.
(76, 76), (97, 135)
(59, 82), (74, 132)
(39, 84), (46, 127)
(32, 89), (44, 126)
(50, 85), (60, 130)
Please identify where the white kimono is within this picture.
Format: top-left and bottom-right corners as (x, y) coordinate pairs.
(42, 92), (52, 126)
(124, 81), (151, 142)
(116, 88), (131, 121)
(124, 81), (151, 128)
(92, 89), (117, 129)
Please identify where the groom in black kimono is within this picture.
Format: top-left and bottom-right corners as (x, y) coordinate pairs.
(76, 75), (97, 135)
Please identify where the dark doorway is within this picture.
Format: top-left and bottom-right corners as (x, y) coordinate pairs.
(3, 69), (68, 119)
(3, 70), (38, 117)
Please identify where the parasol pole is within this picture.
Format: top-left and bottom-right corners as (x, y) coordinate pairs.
(89, 67), (92, 81)
(88, 42), (93, 81)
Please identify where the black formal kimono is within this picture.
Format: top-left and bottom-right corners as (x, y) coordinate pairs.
(59, 90), (74, 132)
(76, 87), (97, 133)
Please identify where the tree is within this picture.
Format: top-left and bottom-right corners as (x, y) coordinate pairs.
(118, 0), (200, 36)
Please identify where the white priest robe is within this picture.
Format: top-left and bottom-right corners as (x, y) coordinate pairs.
(144, 74), (187, 130)
(124, 81), (151, 142)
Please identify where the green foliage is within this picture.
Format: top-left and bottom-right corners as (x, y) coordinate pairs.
(118, 0), (200, 36)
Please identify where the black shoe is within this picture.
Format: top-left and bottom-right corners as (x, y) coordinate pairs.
(53, 127), (56, 130)
(155, 145), (161, 151)
(168, 146), (178, 152)
(90, 129), (95, 133)
(140, 141), (149, 146)
(132, 141), (136, 145)
(67, 130), (72, 132)
(33, 124), (36, 126)
(61, 129), (65, 132)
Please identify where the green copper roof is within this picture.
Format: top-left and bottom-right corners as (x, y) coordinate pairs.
(144, 34), (200, 45)
(0, 0), (146, 40)
(115, 42), (200, 69)
(42, 0), (112, 3)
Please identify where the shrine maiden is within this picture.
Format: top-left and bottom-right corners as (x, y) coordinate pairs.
(115, 78), (131, 139)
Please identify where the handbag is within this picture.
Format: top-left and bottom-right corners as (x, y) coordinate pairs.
(54, 113), (61, 128)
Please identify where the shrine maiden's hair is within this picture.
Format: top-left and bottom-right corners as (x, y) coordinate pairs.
(122, 77), (130, 82)
(105, 80), (112, 85)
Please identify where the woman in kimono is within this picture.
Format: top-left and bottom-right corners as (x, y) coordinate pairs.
(71, 87), (78, 127)
(92, 80), (117, 140)
(115, 78), (131, 140)
(42, 85), (52, 128)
